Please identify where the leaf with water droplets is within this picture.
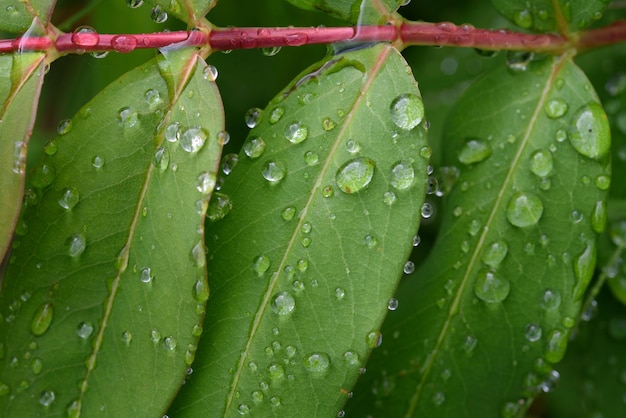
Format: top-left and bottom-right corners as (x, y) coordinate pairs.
(144, 0), (215, 24)
(0, 53), (45, 261)
(490, 0), (609, 33)
(0, 48), (223, 416)
(283, 0), (406, 23)
(347, 56), (610, 416)
(0, 1), (54, 33)
(169, 44), (429, 417)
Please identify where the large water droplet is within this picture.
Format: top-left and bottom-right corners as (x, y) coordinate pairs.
(262, 161), (286, 183)
(506, 192), (543, 228)
(112, 35), (137, 53)
(285, 121), (308, 144)
(474, 269), (510, 303)
(458, 137), (492, 165)
(180, 126), (208, 153)
(31, 303), (54, 336)
(243, 137), (266, 159)
(303, 352), (330, 376)
(207, 193), (232, 221)
(568, 103), (610, 160)
(545, 329), (567, 363)
(482, 240), (508, 268)
(545, 98), (568, 119)
(529, 149), (553, 177)
(336, 157), (375, 194)
(66, 233), (86, 257)
(58, 187), (80, 210)
(390, 161), (415, 190)
(271, 292), (295, 315)
(389, 94), (424, 130)
(72, 26), (99, 48)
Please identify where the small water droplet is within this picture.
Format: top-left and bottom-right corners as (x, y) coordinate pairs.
(545, 329), (567, 363)
(66, 233), (86, 257)
(568, 103), (610, 160)
(506, 192), (543, 228)
(595, 175), (610, 191)
(245, 107), (262, 128)
(383, 191), (396, 206)
(243, 137), (266, 159)
(39, 389), (55, 407)
(221, 153), (239, 175)
(126, 0), (143, 8)
(31, 303), (54, 336)
(117, 106), (138, 128)
(261, 46), (281, 56)
(252, 255), (270, 277)
(32, 162), (56, 188)
(285, 121), (308, 144)
(121, 330), (132, 346)
(303, 352), (331, 376)
(421, 202), (434, 219)
(152, 147), (169, 171)
(591, 200), (607, 234)
(164, 122), (180, 142)
(203, 65), (218, 81)
(529, 149), (553, 177)
(111, 35), (137, 53)
(474, 269), (510, 303)
(366, 331), (382, 348)
(281, 206), (296, 221)
(271, 292), (295, 315)
(322, 117), (336, 131)
(506, 51), (534, 72)
(404, 261), (415, 274)
(196, 172), (216, 195)
(432, 391), (446, 406)
(364, 234), (378, 249)
(513, 9), (533, 28)
(262, 160), (286, 183)
(389, 94), (424, 130)
(57, 119), (72, 135)
(269, 106), (284, 124)
(387, 298), (398, 311)
(573, 241), (596, 300)
(162, 336), (177, 352)
(268, 363), (285, 380)
(191, 240), (205, 267)
(525, 323), (542, 342)
(390, 161), (415, 190)
(91, 155), (104, 169)
(458, 137), (492, 165)
(77, 321), (94, 339)
(150, 5), (168, 23)
(322, 185), (334, 198)
(207, 193), (232, 221)
(58, 187), (80, 210)
(482, 240), (508, 268)
(140, 267), (153, 283)
(463, 335), (477, 355)
(336, 157), (375, 194)
(545, 98), (568, 118)
(343, 351), (360, 366)
(180, 126), (208, 153)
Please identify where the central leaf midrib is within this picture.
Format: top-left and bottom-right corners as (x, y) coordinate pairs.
(406, 55), (567, 416)
(223, 45), (393, 415)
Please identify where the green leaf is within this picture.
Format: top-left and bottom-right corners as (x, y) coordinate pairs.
(347, 56), (611, 417)
(0, 0), (54, 33)
(169, 44), (429, 417)
(0, 48), (223, 417)
(542, 288), (626, 417)
(0, 53), (45, 261)
(490, 0), (610, 32)
(145, 0), (215, 25)
(284, 0), (404, 23)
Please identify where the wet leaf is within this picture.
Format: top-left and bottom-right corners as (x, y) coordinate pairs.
(347, 56), (610, 416)
(145, 0), (215, 24)
(169, 44), (429, 417)
(0, 0), (54, 33)
(0, 48), (223, 417)
(284, 0), (405, 23)
(0, 53), (45, 261)
(491, 0), (610, 33)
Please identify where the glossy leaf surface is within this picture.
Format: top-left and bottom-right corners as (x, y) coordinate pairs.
(347, 56), (610, 417)
(170, 43), (429, 417)
(491, 0), (609, 32)
(284, 0), (404, 23)
(0, 48), (223, 417)
(0, 53), (45, 261)
(0, 0), (54, 33)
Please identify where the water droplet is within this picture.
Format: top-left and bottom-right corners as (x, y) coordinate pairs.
(221, 153), (239, 175)
(421, 202), (434, 219)
(346, 140), (360, 154)
(573, 241), (596, 300)
(57, 119), (72, 135)
(364, 234), (378, 249)
(152, 147), (169, 171)
(164, 122), (180, 142)
(121, 330), (132, 346)
(39, 389), (55, 407)
(389, 161), (415, 190)
(245, 107), (262, 128)
(140, 267), (153, 283)
(595, 174), (610, 191)
(191, 240), (206, 268)
(403, 261), (415, 274)
(196, 172), (216, 195)
(252, 255), (270, 276)
(31, 303), (54, 336)
(126, 0), (143, 8)
(303, 352), (330, 376)
(343, 351), (360, 366)
(506, 192), (543, 228)
(389, 94), (424, 130)
(463, 335), (477, 355)
(117, 106), (138, 128)
(545, 329), (567, 363)
(545, 98), (568, 119)
(271, 292), (295, 315)
(32, 162), (56, 188)
(321, 185), (334, 198)
(32, 357), (43, 375)
(383, 191), (396, 206)
(591, 200), (607, 234)
(525, 323), (542, 342)
(322, 117), (336, 131)
(77, 321), (94, 339)
(203, 65), (218, 81)
(506, 51), (534, 72)
(262, 161), (286, 183)
(268, 363), (285, 380)
(336, 157), (375, 194)
(58, 187), (80, 210)
(269, 106), (284, 124)
(261, 46), (281, 56)
(162, 336), (177, 352)
(151, 5), (168, 23)
(285, 121), (308, 144)
(304, 151), (319, 166)
(482, 240), (508, 268)
(72, 26), (99, 48)
(513, 9), (533, 28)
(281, 206), (296, 221)
(474, 269), (510, 303)
(568, 103), (610, 160)
(366, 331), (382, 348)
(432, 391), (445, 406)
(111, 35), (137, 53)
(207, 193), (232, 221)
(529, 149), (553, 177)
(180, 126), (208, 153)
(458, 137), (492, 165)
(66, 233), (86, 257)
(243, 137), (266, 159)
(387, 298), (398, 311)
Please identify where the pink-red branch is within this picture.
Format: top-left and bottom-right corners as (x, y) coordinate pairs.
(1, 20), (626, 55)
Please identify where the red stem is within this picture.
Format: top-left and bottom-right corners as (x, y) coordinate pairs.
(1, 21), (626, 55)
